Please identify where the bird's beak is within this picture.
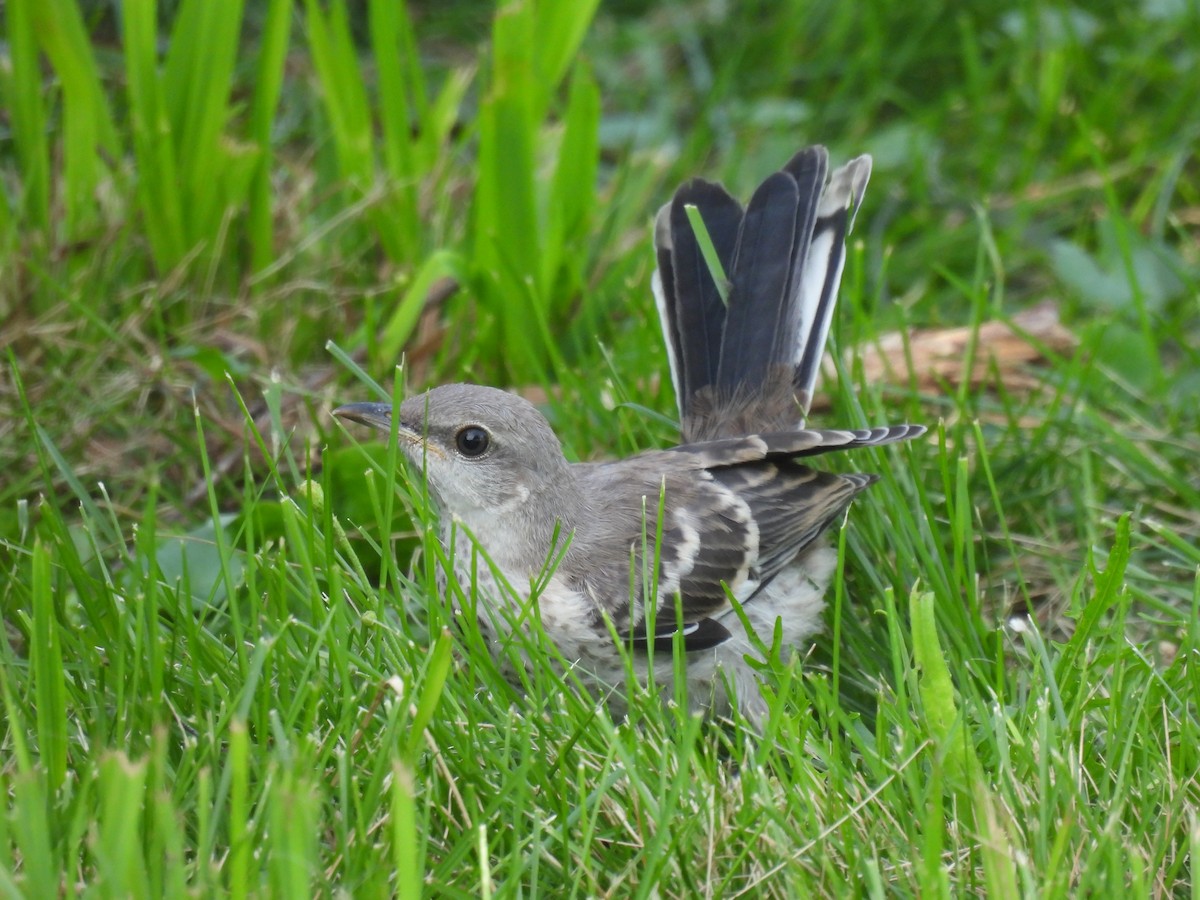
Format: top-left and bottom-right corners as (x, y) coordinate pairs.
(334, 401), (433, 457)
(332, 402), (394, 433)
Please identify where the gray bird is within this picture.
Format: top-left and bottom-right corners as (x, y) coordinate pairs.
(335, 146), (924, 725)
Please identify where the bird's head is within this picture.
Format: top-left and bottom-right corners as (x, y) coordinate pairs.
(334, 384), (573, 521)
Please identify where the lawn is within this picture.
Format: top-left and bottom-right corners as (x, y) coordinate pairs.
(2, 0), (1199, 895)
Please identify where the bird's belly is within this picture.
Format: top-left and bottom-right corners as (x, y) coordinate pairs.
(444, 541), (837, 725)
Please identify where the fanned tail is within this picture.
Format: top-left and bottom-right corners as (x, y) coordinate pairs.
(652, 146), (872, 441)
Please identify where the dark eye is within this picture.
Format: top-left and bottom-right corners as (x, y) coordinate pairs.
(455, 425), (490, 458)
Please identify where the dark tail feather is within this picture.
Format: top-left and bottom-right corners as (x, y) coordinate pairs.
(715, 170), (800, 394)
(652, 146), (871, 439)
(652, 180), (742, 413)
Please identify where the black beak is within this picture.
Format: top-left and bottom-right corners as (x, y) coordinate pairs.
(332, 402), (393, 432)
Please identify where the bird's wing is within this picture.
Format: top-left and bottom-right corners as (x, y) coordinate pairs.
(572, 422), (922, 653)
(608, 461), (868, 652)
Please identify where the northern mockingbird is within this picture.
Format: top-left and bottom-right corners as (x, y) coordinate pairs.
(335, 145), (924, 724)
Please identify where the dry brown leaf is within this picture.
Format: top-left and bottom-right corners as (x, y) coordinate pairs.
(811, 300), (1076, 411)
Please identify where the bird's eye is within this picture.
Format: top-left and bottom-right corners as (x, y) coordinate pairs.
(455, 425), (491, 458)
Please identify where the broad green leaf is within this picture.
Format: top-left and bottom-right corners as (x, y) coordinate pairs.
(153, 514), (246, 609)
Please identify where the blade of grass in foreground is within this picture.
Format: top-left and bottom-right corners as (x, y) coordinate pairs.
(30, 541), (68, 795)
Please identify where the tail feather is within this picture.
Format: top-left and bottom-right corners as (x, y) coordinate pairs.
(780, 146), (829, 363)
(652, 146), (873, 439)
(671, 423), (927, 467)
(792, 155), (871, 414)
(652, 180), (743, 411)
(717, 171), (799, 394)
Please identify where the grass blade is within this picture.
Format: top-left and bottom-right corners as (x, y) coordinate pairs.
(4, 0), (50, 230)
(30, 0), (119, 237)
(247, 0), (293, 274)
(30, 540), (68, 795)
(123, 0), (186, 269)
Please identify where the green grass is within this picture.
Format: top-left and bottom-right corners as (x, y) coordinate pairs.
(3, 0), (1200, 894)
